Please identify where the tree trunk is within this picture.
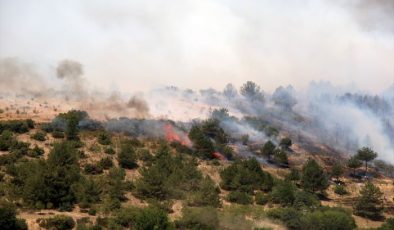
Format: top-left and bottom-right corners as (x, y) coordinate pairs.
(365, 161), (368, 176)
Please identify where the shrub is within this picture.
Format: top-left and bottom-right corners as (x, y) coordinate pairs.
(266, 208), (303, 230)
(302, 208), (356, 230)
(104, 146), (115, 155)
(98, 157), (113, 170)
(334, 184), (348, 195)
(378, 218), (394, 230)
(226, 191), (253, 205)
(84, 163), (103, 175)
(188, 176), (221, 208)
(255, 192), (269, 205)
(0, 201), (28, 230)
(279, 137), (292, 148)
(97, 132), (112, 145)
(28, 145), (45, 157)
(270, 180), (296, 206)
(38, 215), (75, 230)
(31, 131), (46, 141)
(220, 158), (274, 193)
(175, 207), (218, 230)
(292, 191), (320, 210)
(115, 207), (171, 230)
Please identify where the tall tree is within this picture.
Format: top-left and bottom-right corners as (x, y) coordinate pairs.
(356, 147), (378, 175)
(301, 159), (329, 193)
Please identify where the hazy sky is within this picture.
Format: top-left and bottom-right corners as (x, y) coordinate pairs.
(0, 0), (393, 93)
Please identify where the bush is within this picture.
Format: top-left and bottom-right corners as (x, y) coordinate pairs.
(115, 207), (172, 230)
(301, 159), (329, 193)
(334, 184), (348, 195)
(97, 132), (112, 145)
(188, 176), (221, 208)
(104, 146), (115, 155)
(38, 215), (75, 230)
(279, 137), (292, 148)
(175, 207), (218, 230)
(31, 131), (46, 141)
(270, 180), (296, 206)
(28, 145), (45, 157)
(255, 192), (269, 205)
(226, 191), (253, 205)
(292, 191), (320, 211)
(0, 119), (34, 133)
(266, 208), (303, 230)
(302, 208), (356, 230)
(220, 158), (274, 193)
(84, 163), (103, 175)
(0, 201), (28, 230)
(378, 218), (394, 230)
(98, 157), (113, 170)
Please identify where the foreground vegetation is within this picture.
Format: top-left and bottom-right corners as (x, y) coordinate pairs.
(0, 111), (393, 230)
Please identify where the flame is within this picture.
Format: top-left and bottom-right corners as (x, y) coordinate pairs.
(212, 152), (226, 161)
(164, 123), (192, 147)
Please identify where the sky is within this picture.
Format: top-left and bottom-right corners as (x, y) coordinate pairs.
(0, 0), (393, 93)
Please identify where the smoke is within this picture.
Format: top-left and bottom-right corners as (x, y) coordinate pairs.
(0, 0), (393, 92)
(0, 58), (49, 96)
(56, 59), (86, 99)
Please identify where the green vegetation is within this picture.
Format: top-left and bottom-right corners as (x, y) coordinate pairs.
(175, 207), (219, 230)
(38, 215), (75, 230)
(118, 139), (138, 169)
(356, 147), (378, 175)
(301, 159), (328, 193)
(220, 158), (274, 193)
(330, 163), (344, 181)
(226, 191), (253, 205)
(260, 140), (275, 160)
(267, 207), (356, 230)
(0, 201), (27, 230)
(31, 131), (46, 141)
(0, 119), (34, 134)
(347, 156), (362, 176)
(354, 182), (384, 220)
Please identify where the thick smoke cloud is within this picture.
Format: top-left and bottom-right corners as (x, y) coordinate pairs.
(0, 0), (393, 92)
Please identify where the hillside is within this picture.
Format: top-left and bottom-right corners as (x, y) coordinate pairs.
(0, 105), (393, 230)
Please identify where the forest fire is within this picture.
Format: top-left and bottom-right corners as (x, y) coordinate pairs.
(212, 152), (226, 161)
(164, 123), (192, 147)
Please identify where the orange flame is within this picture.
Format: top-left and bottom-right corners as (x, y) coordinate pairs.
(164, 123), (192, 147)
(212, 152), (226, 161)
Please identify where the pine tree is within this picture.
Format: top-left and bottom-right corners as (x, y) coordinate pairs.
(260, 141), (276, 160)
(354, 182), (384, 220)
(301, 159), (328, 193)
(356, 147), (378, 176)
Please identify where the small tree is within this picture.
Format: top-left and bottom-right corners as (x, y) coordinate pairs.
(301, 159), (329, 193)
(273, 149), (289, 166)
(261, 141), (276, 160)
(347, 156), (362, 176)
(356, 147), (378, 175)
(354, 182), (384, 220)
(118, 140), (137, 169)
(240, 81), (264, 102)
(331, 163), (344, 182)
(280, 137), (292, 149)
